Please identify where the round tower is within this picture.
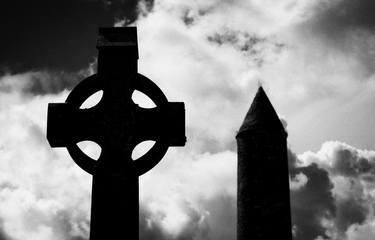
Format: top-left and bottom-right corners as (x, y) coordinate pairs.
(236, 87), (292, 240)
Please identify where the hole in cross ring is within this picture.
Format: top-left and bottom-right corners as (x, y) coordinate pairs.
(131, 90), (156, 109)
(80, 90), (103, 109)
(77, 141), (102, 160)
(131, 140), (156, 160)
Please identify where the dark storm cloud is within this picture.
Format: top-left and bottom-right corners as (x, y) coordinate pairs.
(0, 0), (154, 73)
(288, 147), (298, 170)
(335, 198), (367, 234)
(207, 31), (266, 49)
(35, 71), (95, 95)
(27, 71), (85, 95)
(312, 0), (375, 36)
(306, 0), (375, 76)
(322, 144), (373, 235)
(329, 146), (375, 178)
(207, 30), (284, 67)
(199, 194), (236, 240)
(180, 8), (213, 27)
(0, 231), (11, 240)
(290, 163), (335, 240)
(289, 142), (375, 239)
(0, 71), (87, 95)
(53, 210), (90, 240)
(0, 220), (13, 240)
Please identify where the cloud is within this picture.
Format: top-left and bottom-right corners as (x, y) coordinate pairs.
(346, 222), (375, 240)
(299, 0), (375, 77)
(290, 162), (335, 240)
(309, 0), (375, 37)
(290, 141), (375, 240)
(138, 150), (236, 240)
(3, 74), (374, 240)
(0, 71), (238, 240)
(2, 72), (374, 240)
(0, 71), (92, 96)
(0, 83), (92, 240)
(134, 1), (302, 153)
(132, 0), (375, 155)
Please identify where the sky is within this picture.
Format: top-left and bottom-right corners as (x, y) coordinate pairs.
(0, 0), (375, 239)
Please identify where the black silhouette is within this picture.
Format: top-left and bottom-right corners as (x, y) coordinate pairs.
(236, 87), (292, 240)
(47, 27), (186, 240)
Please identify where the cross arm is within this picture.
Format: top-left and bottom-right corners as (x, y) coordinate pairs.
(47, 103), (104, 147)
(133, 102), (186, 146)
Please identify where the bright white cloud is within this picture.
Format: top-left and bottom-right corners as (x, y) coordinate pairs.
(0, 74), (91, 240)
(135, 0), (375, 153)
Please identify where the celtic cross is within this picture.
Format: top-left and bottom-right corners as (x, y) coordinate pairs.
(46, 27), (186, 239)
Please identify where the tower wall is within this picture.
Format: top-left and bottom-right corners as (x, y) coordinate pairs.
(237, 129), (292, 239)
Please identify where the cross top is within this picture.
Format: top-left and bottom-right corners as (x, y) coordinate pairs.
(47, 27), (185, 176)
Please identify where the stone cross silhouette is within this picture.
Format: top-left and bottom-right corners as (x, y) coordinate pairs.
(46, 27), (186, 239)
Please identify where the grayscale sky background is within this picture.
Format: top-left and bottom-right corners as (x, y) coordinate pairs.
(0, 0), (375, 240)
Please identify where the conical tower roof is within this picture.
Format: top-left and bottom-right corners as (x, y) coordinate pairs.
(237, 87), (286, 137)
